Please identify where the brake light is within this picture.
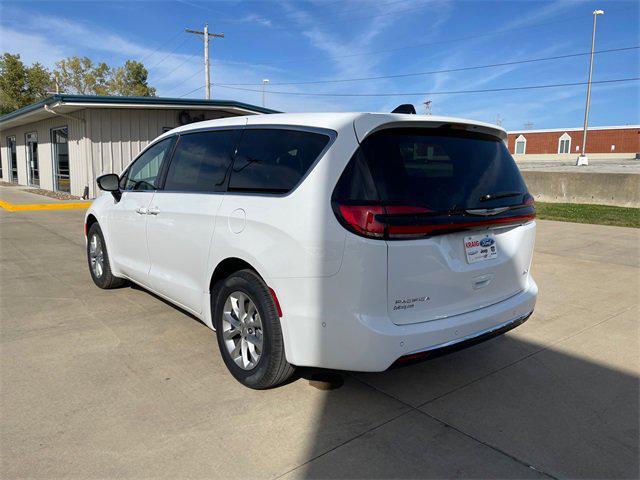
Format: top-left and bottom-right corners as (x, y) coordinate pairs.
(334, 202), (535, 240)
(335, 204), (433, 239)
(337, 205), (386, 237)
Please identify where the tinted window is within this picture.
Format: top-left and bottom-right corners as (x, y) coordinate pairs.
(164, 130), (238, 192)
(229, 129), (330, 193)
(122, 138), (174, 191)
(333, 128), (529, 211)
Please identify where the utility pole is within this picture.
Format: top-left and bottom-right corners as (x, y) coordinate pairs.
(422, 100), (432, 115)
(185, 23), (224, 99)
(577, 9), (605, 166)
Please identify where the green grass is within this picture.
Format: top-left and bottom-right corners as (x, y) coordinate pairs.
(535, 202), (640, 228)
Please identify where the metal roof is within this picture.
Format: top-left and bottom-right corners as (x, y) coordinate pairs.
(0, 94), (279, 129)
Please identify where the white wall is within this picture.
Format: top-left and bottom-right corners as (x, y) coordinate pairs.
(0, 113), (85, 193)
(514, 152), (637, 163)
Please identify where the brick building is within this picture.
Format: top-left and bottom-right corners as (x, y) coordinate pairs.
(506, 125), (639, 161)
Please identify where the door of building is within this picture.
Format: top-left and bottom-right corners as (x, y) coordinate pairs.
(52, 127), (70, 192)
(7, 136), (17, 183)
(25, 132), (39, 187)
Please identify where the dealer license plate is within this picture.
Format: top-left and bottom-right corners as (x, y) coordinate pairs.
(464, 233), (498, 264)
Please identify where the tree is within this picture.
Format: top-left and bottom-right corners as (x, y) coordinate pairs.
(0, 53), (52, 114)
(54, 56), (111, 95)
(53, 57), (155, 97)
(109, 60), (156, 97)
(0, 53), (157, 114)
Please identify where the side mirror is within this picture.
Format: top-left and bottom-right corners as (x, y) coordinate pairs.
(97, 173), (121, 201)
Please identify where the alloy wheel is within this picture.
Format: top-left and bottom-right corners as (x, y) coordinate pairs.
(89, 234), (104, 278)
(222, 291), (264, 370)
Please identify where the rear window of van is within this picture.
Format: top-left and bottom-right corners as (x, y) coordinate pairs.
(334, 127), (529, 211)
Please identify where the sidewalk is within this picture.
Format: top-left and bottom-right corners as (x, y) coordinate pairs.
(0, 185), (91, 211)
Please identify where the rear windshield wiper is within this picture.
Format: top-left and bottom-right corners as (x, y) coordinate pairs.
(479, 191), (523, 202)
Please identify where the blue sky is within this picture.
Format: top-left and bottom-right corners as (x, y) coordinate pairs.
(0, 0), (638, 130)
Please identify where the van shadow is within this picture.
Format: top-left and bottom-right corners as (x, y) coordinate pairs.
(294, 331), (639, 479)
(122, 273), (638, 479)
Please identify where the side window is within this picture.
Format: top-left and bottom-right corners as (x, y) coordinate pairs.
(229, 129), (331, 194)
(122, 137), (174, 191)
(163, 130), (239, 192)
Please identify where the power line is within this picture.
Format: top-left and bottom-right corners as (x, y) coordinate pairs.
(163, 65), (204, 96)
(213, 77), (640, 98)
(139, 29), (185, 64)
(216, 46), (639, 86)
(157, 52), (201, 83)
(146, 36), (191, 72)
(178, 85), (205, 98)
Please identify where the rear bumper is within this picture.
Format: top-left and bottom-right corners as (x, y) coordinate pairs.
(276, 276), (537, 372)
(391, 310), (532, 368)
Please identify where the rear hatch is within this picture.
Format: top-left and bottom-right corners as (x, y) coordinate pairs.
(332, 124), (536, 325)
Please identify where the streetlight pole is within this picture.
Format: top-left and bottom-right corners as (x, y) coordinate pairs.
(262, 79), (269, 107)
(577, 9), (604, 166)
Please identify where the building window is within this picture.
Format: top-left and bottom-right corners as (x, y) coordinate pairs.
(7, 136), (17, 183)
(25, 132), (39, 187)
(558, 133), (571, 154)
(51, 127), (70, 192)
(514, 135), (526, 155)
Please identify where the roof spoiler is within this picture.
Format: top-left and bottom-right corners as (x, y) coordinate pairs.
(391, 104), (416, 114)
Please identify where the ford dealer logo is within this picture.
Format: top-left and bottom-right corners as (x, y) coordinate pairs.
(480, 237), (495, 247)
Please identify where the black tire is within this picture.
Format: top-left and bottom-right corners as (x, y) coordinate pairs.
(87, 223), (127, 289)
(212, 269), (295, 389)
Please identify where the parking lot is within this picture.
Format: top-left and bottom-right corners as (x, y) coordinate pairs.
(1, 204), (638, 479)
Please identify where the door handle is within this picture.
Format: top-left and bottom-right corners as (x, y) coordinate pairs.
(135, 207), (148, 215)
(147, 207), (160, 215)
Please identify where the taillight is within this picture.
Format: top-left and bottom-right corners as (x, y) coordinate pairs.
(337, 205), (386, 238)
(335, 204), (433, 239)
(333, 202), (535, 240)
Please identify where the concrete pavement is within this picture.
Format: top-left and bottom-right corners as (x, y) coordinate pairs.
(1, 209), (638, 479)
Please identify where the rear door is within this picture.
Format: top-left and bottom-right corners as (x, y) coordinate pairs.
(332, 126), (536, 325)
(146, 128), (241, 313)
(107, 137), (175, 282)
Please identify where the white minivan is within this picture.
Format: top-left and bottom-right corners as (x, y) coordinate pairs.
(85, 111), (537, 389)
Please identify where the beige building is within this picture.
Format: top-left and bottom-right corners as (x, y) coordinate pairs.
(0, 94), (275, 198)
